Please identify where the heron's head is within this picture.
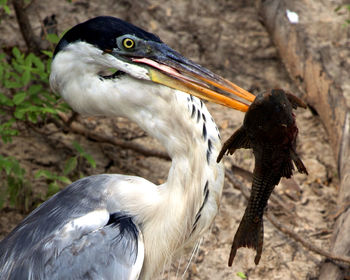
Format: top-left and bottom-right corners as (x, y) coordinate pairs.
(50, 16), (255, 112)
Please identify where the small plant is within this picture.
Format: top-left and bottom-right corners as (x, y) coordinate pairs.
(345, 5), (350, 24)
(0, 1), (99, 213)
(0, 38), (97, 211)
(0, 45), (65, 210)
(35, 141), (96, 197)
(0, 155), (30, 212)
(35, 169), (71, 198)
(335, 5), (350, 25)
(72, 141), (97, 169)
(0, 0), (11, 15)
(0, 0), (32, 16)
(1, 44), (59, 205)
(236, 271), (247, 279)
(0, 47), (69, 143)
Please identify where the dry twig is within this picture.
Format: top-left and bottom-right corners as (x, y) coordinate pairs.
(12, 0), (43, 54)
(58, 112), (170, 160)
(267, 212), (350, 266)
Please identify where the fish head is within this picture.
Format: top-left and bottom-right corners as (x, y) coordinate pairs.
(244, 89), (299, 145)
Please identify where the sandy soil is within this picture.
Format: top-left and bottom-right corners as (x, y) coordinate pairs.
(0, 1), (340, 279)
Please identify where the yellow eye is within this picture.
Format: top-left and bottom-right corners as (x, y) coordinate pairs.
(123, 38), (135, 49)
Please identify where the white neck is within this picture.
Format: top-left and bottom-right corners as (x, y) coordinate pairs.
(50, 47), (225, 278)
(114, 79), (225, 278)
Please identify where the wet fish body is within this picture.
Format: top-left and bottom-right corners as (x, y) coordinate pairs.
(217, 89), (308, 265)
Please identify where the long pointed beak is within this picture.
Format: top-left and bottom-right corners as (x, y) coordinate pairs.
(123, 42), (256, 112)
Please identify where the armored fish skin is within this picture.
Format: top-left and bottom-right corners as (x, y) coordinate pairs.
(217, 89), (308, 266)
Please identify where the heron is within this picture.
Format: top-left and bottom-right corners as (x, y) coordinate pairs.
(0, 16), (255, 279)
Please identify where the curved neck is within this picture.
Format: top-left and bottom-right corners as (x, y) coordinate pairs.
(51, 48), (223, 184)
(50, 52), (224, 278)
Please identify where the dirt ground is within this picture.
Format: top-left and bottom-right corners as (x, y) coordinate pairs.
(0, 0), (342, 279)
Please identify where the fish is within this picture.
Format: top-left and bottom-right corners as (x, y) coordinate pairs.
(217, 88), (308, 266)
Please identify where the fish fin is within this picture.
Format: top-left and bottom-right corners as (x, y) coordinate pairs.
(281, 159), (295, 178)
(291, 150), (308, 175)
(285, 92), (307, 109)
(228, 212), (264, 266)
(217, 127), (250, 162)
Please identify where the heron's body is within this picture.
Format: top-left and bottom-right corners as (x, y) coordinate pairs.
(1, 69), (223, 278)
(52, 47), (225, 277)
(0, 16), (255, 279)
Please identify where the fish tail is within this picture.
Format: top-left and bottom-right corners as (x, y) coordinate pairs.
(229, 169), (277, 266)
(291, 150), (308, 175)
(228, 210), (264, 266)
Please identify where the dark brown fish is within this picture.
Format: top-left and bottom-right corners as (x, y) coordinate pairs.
(217, 89), (308, 266)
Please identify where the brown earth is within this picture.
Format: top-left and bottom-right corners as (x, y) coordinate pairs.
(0, 0), (343, 279)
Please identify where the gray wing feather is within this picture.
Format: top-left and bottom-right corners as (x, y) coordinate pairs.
(0, 175), (144, 280)
(46, 214), (143, 280)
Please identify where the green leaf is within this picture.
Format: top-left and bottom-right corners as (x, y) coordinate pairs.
(28, 84), (43, 95)
(41, 50), (53, 58)
(46, 33), (60, 44)
(47, 181), (60, 196)
(72, 141), (96, 168)
(12, 47), (22, 62)
(4, 79), (22, 89)
(334, 5), (342, 12)
(12, 163), (24, 177)
(0, 119), (18, 142)
(14, 108), (25, 119)
(0, 157), (24, 178)
(31, 55), (45, 72)
(63, 156), (77, 175)
(3, 5), (10, 15)
(1, 130), (18, 143)
(11, 62), (23, 74)
(2, 160), (13, 175)
(41, 91), (57, 103)
(73, 141), (84, 154)
(25, 53), (33, 67)
(58, 102), (71, 112)
(35, 169), (54, 180)
(83, 153), (96, 168)
(30, 95), (42, 106)
(237, 272), (247, 279)
(41, 107), (58, 114)
(27, 112), (38, 123)
(13, 92), (27, 105)
(0, 93), (13, 106)
(57, 176), (71, 184)
(0, 64), (4, 80)
(21, 69), (31, 85)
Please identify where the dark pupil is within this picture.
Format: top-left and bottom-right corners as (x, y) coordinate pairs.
(125, 40), (133, 47)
